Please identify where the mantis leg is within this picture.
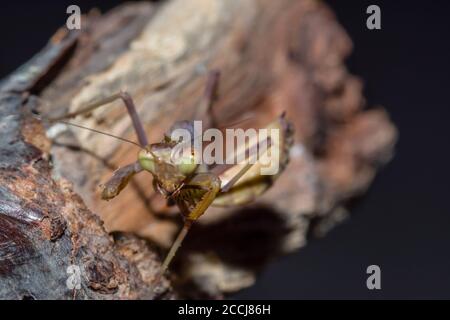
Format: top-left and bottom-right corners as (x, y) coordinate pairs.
(214, 113), (293, 207)
(220, 134), (272, 192)
(157, 163), (259, 279)
(101, 161), (143, 200)
(220, 163), (254, 193)
(49, 91), (148, 147)
(159, 173), (221, 275)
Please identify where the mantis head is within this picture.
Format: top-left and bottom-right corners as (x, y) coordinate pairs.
(138, 141), (198, 192)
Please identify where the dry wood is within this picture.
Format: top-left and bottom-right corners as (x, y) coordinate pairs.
(0, 0), (396, 299)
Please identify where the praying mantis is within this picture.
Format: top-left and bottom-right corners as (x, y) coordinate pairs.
(43, 70), (294, 284)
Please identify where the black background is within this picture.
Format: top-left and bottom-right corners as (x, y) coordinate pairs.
(1, 0), (449, 299)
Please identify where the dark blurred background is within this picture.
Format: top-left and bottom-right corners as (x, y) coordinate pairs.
(1, 0), (449, 299)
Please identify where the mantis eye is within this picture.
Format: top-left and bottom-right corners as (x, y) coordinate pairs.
(176, 154), (197, 175)
(138, 149), (155, 173)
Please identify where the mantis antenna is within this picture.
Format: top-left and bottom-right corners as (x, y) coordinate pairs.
(35, 113), (143, 149)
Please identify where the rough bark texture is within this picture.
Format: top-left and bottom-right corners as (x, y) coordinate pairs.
(0, 0), (397, 299)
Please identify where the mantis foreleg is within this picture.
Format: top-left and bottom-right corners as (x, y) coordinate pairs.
(158, 161), (259, 278)
(159, 173), (221, 274)
(101, 161), (143, 200)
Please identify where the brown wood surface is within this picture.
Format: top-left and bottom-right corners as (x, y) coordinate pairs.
(0, 0), (396, 299)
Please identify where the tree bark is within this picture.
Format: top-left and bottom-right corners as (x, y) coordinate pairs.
(0, 0), (397, 299)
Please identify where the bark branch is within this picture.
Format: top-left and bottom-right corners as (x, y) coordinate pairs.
(0, 0), (397, 299)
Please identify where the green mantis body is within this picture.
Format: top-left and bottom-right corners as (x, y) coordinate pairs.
(47, 71), (294, 280)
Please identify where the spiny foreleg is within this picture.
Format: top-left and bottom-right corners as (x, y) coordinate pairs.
(158, 173), (221, 275)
